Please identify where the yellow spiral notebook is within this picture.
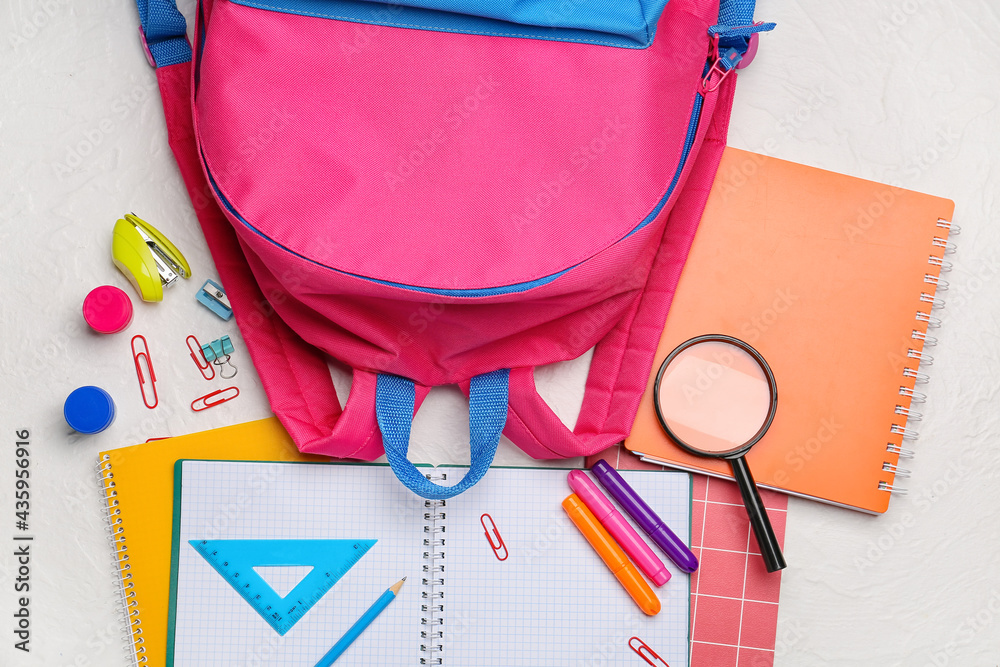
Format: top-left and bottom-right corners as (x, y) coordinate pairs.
(97, 419), (326, 667)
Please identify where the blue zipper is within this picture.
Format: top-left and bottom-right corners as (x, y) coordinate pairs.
(204, 92), (705, 298)
(624, 92), (704, 240)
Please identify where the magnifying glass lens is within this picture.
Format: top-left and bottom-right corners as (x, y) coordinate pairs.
(655, 340), (772, 455)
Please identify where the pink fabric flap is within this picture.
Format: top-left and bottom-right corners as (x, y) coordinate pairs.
(501, 71), (738, 460)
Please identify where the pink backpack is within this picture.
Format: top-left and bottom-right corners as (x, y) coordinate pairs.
(137, 0), (772, 498)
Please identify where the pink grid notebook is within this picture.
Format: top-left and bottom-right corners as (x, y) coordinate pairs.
(587, 445), (786, 667)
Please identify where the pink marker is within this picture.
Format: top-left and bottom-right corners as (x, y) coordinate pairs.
(567, 470), (671, 586)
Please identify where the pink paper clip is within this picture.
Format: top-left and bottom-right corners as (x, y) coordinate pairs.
(629, 637), (669, 667)
(480, 513), (508, 561)
(191, 386), (240, 412)
(186, 335), (215, 381)
(131, 335), (158, 409)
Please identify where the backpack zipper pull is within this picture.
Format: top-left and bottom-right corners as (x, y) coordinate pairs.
(702, 35), (742, 93)
(702, 20), (776, 93)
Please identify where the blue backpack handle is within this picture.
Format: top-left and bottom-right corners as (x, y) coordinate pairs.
(376, 370), (509, 500)
(135, 0), (191, 67)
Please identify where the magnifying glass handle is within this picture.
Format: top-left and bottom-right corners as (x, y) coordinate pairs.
(730, 456), (786, 573)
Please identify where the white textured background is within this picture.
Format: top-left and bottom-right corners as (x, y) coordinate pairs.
(0, 1), (998, 666)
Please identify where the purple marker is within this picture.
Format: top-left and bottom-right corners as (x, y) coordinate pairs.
(591, 460), (699, 573)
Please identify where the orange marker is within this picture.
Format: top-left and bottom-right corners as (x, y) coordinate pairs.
(562, 494), (660, 616)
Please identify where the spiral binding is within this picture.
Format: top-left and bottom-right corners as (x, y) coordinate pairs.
(916, 311), (942, 328)
(882, 219), (956, 496)
(96, 455), (145, 666)
(894, 405), (922, 421)
(898, 386), (927, 403)
(928, 257), (954, 272)
(420, 473), (448, 666)
(924, 274), (949, 290)
(890, 424), (919, 440)
(919, 293), (946, 309)
(903, 368), (931, 384)
(878, 481), (908, 494)
(932, 237), (957, 254)
(886, 443), (915, 458)
(936, 218), (959, 233)
(882, 462), (911, 477)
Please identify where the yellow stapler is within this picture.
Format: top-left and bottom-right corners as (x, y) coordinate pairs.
(112, 213), (191, 302)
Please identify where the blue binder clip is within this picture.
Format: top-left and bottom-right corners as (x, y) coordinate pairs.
(201, 335), (238, 379)
(196, 279), (233, 320)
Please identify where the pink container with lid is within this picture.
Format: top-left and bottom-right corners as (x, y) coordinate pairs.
(83, 285), (133, 334)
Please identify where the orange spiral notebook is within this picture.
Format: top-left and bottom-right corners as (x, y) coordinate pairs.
(626, 148), (955, 514)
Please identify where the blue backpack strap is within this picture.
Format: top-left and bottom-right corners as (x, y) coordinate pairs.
(717, 0), (766, 31)
(713, 0), (776, 61)
(135, 0), (191, 67)
(377, 370), (509, 500)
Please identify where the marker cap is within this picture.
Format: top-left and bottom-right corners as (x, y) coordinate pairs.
(64, 386), (116, 434)
(568, 470), (671, 586)
(591, 460), (699, 573)
(567, 470), (615, 520)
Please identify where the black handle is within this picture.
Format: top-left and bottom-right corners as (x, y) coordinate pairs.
(730, 455), (786, 573)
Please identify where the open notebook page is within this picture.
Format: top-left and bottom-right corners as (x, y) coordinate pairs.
(169, 461), (690, 666)
(170, 461), (426, 666)
(442, 466), (691, 667)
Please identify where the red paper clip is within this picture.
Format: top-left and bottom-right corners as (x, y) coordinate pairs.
(186, 335), (215, 381)
(191, 386), (240, 412)
(131, 335), (158, 409)
(629, 637), (669, 667)
(480, 513), (508, 561)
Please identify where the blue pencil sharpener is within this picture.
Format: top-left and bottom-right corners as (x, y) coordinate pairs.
(196, 279), (233, 320)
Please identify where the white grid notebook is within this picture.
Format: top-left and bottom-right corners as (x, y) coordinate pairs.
(168, 461), (691, 667)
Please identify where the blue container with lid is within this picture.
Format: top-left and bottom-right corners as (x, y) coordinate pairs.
(64, 386), (116, 434)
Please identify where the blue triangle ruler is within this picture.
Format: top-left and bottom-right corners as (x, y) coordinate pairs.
(189, 539), (376, 635)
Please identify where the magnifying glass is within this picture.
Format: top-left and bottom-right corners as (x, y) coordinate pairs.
(653, 334), (786, 573)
